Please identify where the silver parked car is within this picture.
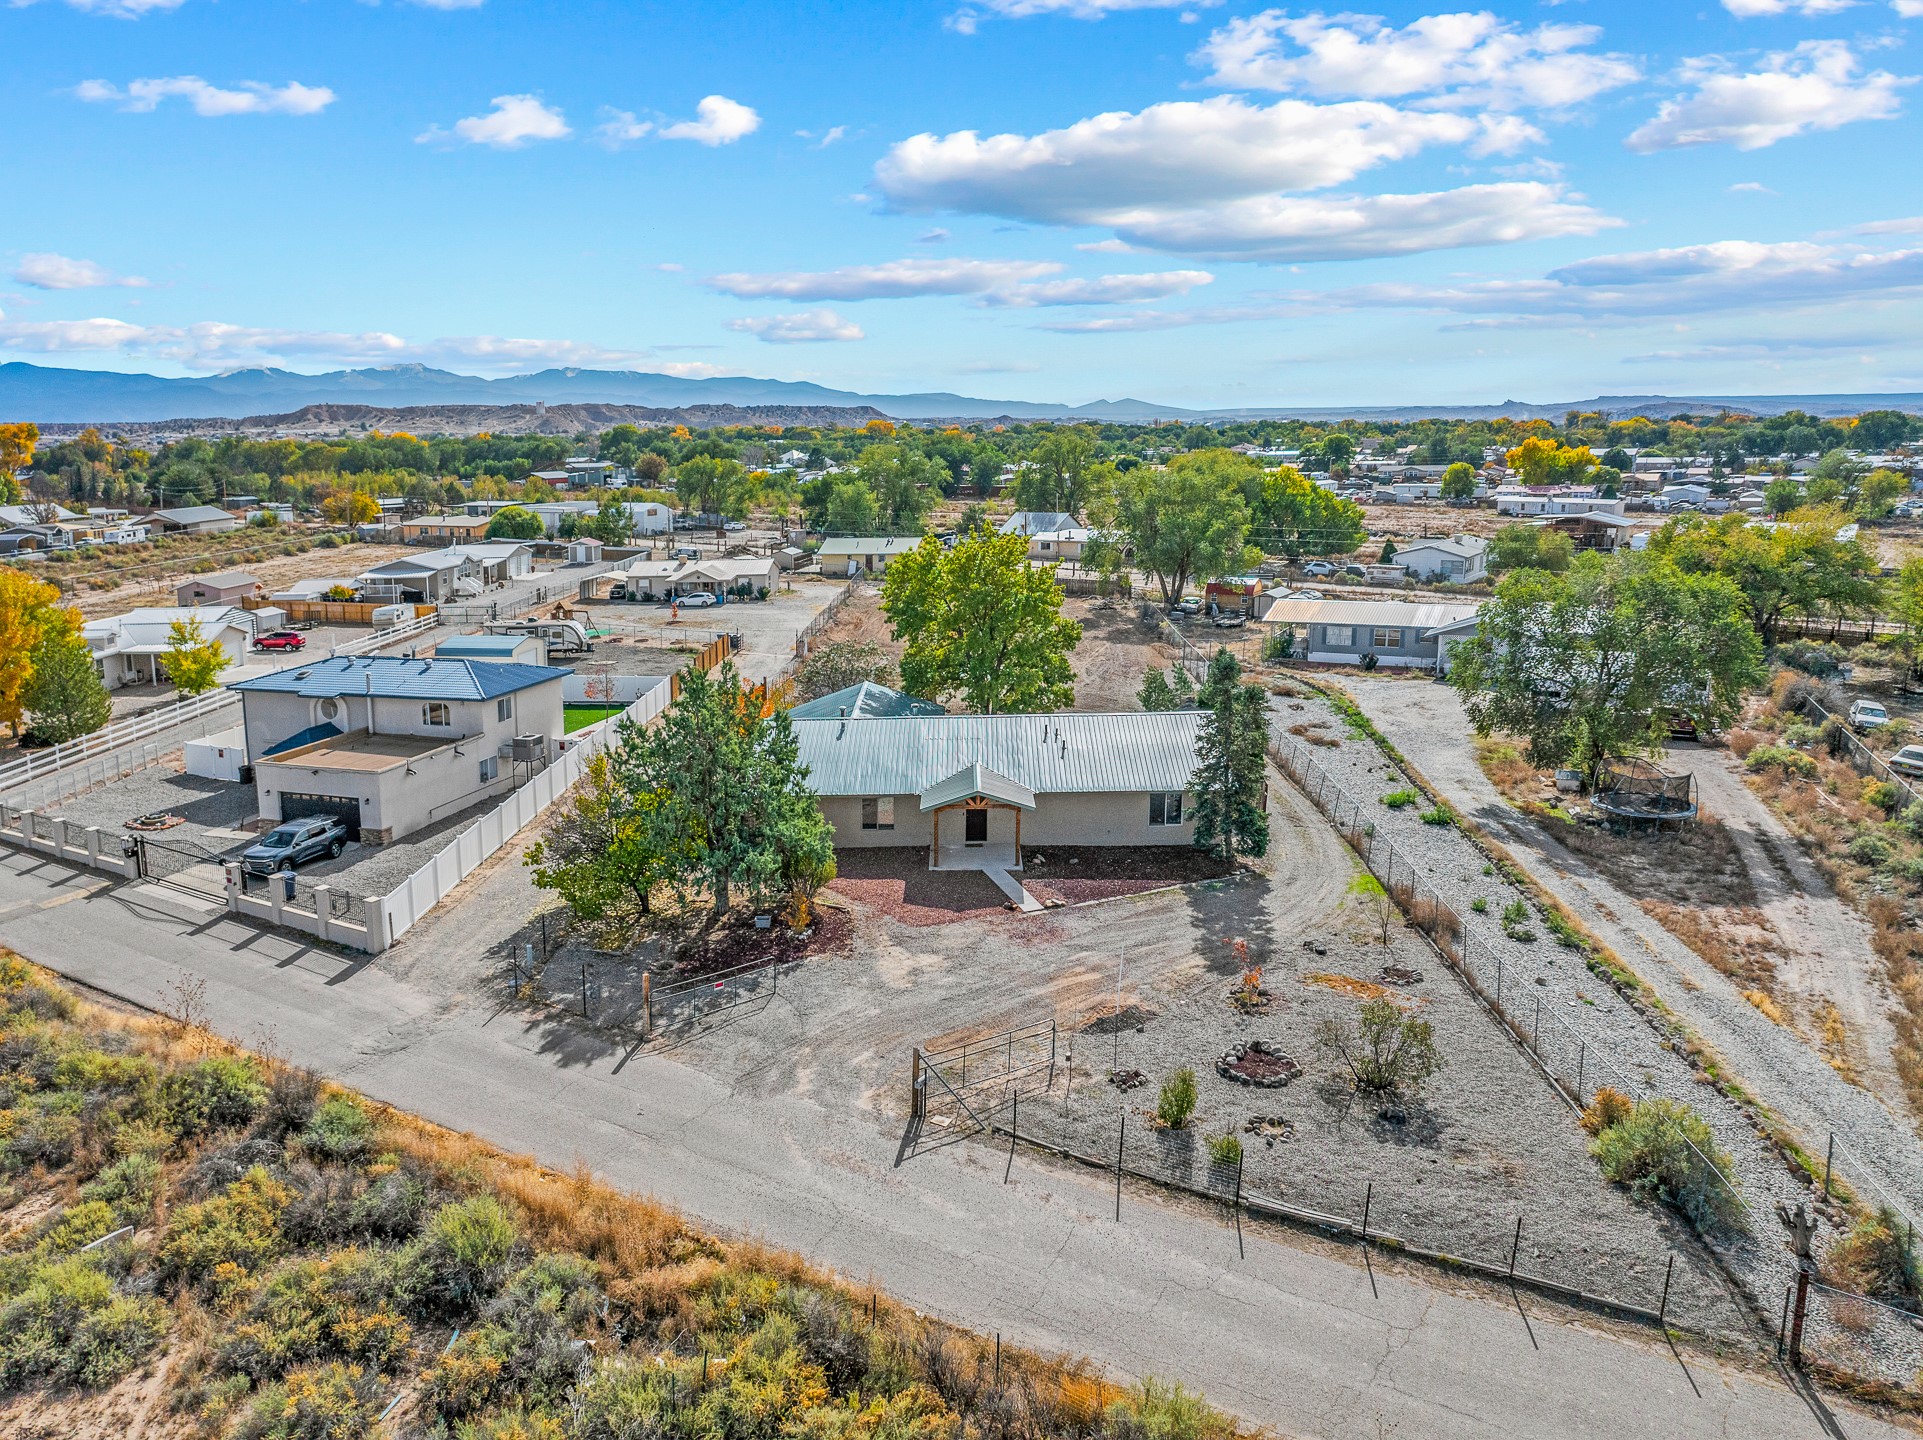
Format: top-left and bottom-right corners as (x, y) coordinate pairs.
(240, 816), (349, 876)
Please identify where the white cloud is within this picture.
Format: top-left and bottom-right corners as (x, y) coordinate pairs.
(983, 270), (1215, 305)
(878, 95), (1493, 222)
(707, 257), (1062, 300)
(796, 125), (849, 148)
(419, 94), (570, 148)
(1728, 180), (1776, 192)
(1898, 1), (1923, 16)
(75, 76), (335, 116)
(1626, 41), (1912, 152)
(595, 109), (653, 146)
(1194, 10), (1640, 111)
(1076, 238), (1135, 253)
(16, 0), (186, 16)
(660, 95), (760, 146)
(11, 253), (149, 290)
(725, 309), (864, 344)
(1722, 0), (1855, 14)
(914, 228), (951, 244)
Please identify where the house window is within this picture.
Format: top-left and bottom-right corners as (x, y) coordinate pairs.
(1323, 625), (1354, 648)
(1372, 627), (1402, 649)
(423, 702), (451, 727)
(479, 756), (499, 783)
(497, 696), (514, 722)
(1149, 791), (1185, 826)
(861, 796), (895, 831)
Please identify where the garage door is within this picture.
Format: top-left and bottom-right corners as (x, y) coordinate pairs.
(278, 793), (363, 830)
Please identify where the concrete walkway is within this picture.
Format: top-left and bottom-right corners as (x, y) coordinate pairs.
(0, 846), (1905, 1440)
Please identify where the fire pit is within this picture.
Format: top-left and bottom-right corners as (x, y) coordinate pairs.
(1379, 965), (1424, 987)
(1108, 1069), (1146, 1092)
(1242, 1115), (1294, 1142)
(1216, 1040), (1301, 1088)
(124, 812), (185, 832)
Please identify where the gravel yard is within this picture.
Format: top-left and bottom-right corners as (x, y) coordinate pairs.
(1271, 679), (1915, 1380)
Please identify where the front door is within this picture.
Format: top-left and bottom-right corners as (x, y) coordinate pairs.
(964, 808), (988, 846)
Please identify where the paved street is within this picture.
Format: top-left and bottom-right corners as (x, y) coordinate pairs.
(0, 841), (1904, 1439)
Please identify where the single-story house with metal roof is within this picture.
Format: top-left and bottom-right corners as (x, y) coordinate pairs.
(82, 604), (265, 689)
(228, 655), (568, 843)
(152, 505), (240, 535)
(616, 554), (779, 600)
(176, 570), (263, 607)
(1391, 536), (1489, 584)
(449, 541), (535, 582)
(1255, 597), (1481, 672)
(398, 514), (493, 543)
(817, 537), (924, 575)
(791, 710), (1203, 869)
(790, 682), (945, 721)
(999, 511), (1077, 538)
(1532, 511), (1641, 553)
(357, 550), (480, 604)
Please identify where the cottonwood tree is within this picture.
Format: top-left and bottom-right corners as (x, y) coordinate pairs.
(321, 491), (380, 526)
(1650, 504), (1879, 645)
(1450, 551), (1762, 789)
(793, 640), (897, 702)
(822, 479), (880, 536)
(881, 532), (1080, 713)
(1504, 436), (1596, 487)
(164, 619), (233, 697)
(853, 445), (940, 532)
(485, 505), (543, 541)
(1247, 465), (1366, 556)
(24, 625), (110, 744)
(1012, 430), (1105, 517)
(1440, 462), (1479, 501)
(1189, 648), (1270, 860)
(0, 570), (70, 736)
(1488, 523), (1572, 575)
(1094, 449), (1257, 605)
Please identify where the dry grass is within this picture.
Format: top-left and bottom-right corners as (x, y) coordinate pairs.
(1302, 971), (1404, 1005)
(1744, 990), (1788, 1025)
(1288, 721), (1340, 748)
(1641, 901), (1782, 990)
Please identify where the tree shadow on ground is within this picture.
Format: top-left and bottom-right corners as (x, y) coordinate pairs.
(1183, 864), (1279, 976)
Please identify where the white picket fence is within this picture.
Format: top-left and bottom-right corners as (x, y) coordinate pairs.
(0, 690), (240, 796)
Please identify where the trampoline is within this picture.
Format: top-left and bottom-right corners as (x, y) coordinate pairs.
(1591, 757), (1698, 828)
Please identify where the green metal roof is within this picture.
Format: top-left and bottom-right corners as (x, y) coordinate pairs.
(918, 762), (1036, 812)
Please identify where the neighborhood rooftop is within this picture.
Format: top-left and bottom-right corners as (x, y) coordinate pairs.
(226, 654), (569, 701)
(791, 710), (1204, 798)
(789, 681), (946, 722)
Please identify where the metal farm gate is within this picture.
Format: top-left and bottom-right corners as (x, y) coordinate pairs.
(911, 1018), (1058, 1141)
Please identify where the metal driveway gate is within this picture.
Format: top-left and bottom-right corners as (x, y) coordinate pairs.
(134, 833), (231, 901)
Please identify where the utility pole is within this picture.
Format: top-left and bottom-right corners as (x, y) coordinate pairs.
(1778, 1201), (1819, 1367)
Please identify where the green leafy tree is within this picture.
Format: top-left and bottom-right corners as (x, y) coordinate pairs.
(674, 456), (746, 519)
(1095, 449), (1256, 604)
(1440, 462), (1479, 500)
(485, 506), (543, 541)
(523, 751), (678, 919)
(1189, 648), (1270, 860)
(1856, 468), (1909, 521)
(1138, 662), (1196, 712)
(583, 497), (634, 544)
(164, 618), (233, 697)
(1891, 557), (1923, 680)
(880, 532), (1081, 713)
(822, 479), (880, 536)
(1012, 430), (1103, 517)
(23, 624), (111, 744)
(854, 445), (940, 532)
(1763, 476), (1801, 516)
(1319, 433), (1357, 476)
(1505, 437), (1596, 487)
(1488, 523), (1572, 575)
(1450, 551), (1763, 788)
(1651, 504), (1879, 644)
(1248, 465), (1366, 556)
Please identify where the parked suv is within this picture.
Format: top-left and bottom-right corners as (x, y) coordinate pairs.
(1849, 699), (1890, 732)
(240, 816), (349, 876)
(253, 630), (306, 652)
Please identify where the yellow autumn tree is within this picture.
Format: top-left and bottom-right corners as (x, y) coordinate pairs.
(0, 569), (66, 736)
(321, 491), (380, 525)
(1504, 436), (1596, 487)
(0, 421), (37, 503)
(863, 419), (896, 436)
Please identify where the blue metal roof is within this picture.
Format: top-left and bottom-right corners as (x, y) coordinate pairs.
(228, 655), (568, 702)
(262, 721), (342, 757)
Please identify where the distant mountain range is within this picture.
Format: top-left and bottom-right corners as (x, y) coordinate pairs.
(4, 361), (1921, 426)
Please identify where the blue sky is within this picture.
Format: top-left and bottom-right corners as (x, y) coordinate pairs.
(4, 0), (1923, 407)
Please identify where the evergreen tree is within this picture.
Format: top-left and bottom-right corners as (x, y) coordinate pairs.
(23, 624), (110, 744)
(1139, 662), (1196, 712)
(1189, 648), (1270, 860)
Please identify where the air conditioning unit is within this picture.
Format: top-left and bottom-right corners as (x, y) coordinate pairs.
(509, 734), (546, 764)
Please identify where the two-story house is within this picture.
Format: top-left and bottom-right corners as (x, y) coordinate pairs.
(227, 655), (569, 843)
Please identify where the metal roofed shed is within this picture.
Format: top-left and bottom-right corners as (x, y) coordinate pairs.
(792, 710), (1203, 869)
(789, 681), (945, 721)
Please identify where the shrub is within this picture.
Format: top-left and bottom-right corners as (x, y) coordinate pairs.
(162, 1055), (268, 1138)
(1780, 721), (1823, 748)
(234, 1361), (383, 1440)
(216, 1248), (415, 1382)
(1417, 805), (1455, 827)
(1155, 1069), (1198, 1129)
(159, 1167), (292, 1292)
(1849, 832), (1896, 867)
(80, 1152), (162, 1224)
(1260, 629), (1293, 663)
(1902, 801), (1923, 842)
(1207, 1132), (1242, 1168)
(0, 1257), (168, 1390)
(1379, 789), (1418, 809)
(418, 1195), (520, 1314)
(1863, 780), (1904, 815)
(1470, 897), (1488, 913)
(1590, 1098), (1745, 1233)
(1825, 1207), (1920, 1303)
(1746, 745), (1819, 779)
(300, 1097), (374, 1165)
(1778, 641), (1843, 678)
(1314, 999), (1442, 1097)
(42, 1198), (118, 1253)
(1579, 1086), (1633, 1136)
(458, 1410), (566, 1440)
(1500, 899), (1537, 943)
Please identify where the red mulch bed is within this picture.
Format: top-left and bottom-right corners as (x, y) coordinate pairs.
(658, 905), (854, 980)
(1022, 846), (1235, 905)
(828, 848), (1015, 926)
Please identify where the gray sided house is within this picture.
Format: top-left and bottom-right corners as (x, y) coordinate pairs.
(227, 655), (567, 843)
(792, 710), (1203, 869)
(1257, 598), (1481, 673)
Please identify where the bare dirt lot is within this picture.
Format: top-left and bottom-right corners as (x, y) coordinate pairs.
(46, 538), (417, 618)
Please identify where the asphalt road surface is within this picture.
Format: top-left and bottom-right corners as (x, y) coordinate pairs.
(0, 848), (1905, 1440)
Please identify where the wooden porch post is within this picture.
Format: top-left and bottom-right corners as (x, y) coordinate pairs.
(1015, 808), (1022, 869)
(932, 808), (940, 870)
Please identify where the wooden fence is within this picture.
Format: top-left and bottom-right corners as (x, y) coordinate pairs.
(670, 633), (736, 700)
(243, 598), (438, 625)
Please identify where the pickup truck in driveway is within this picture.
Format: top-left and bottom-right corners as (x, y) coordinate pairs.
(239, 815), (349, 877)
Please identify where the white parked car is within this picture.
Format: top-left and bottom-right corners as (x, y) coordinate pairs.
(676, 591), (719, 608)
(1888, 744), (1923, 778)
(1849, 699), (1890, 732)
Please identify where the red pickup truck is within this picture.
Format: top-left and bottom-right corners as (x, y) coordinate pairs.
(253, 630), (307, 652)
